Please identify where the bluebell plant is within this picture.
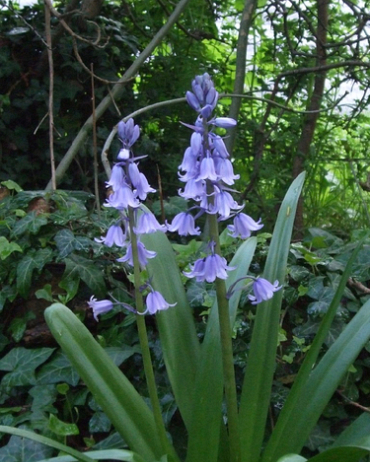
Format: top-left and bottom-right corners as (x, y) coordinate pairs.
(89, 73), (280, 320)
(87, 73), (281, 462)
(16, 72), (368, 462)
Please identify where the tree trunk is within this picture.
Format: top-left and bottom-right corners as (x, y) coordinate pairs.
(293, 0), (329, 237)
(226, 0), (257, 156)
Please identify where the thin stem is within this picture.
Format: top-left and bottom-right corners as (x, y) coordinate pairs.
(90, 63), (101, 215)
(45, 1), (56, 190)
(208, 212), (241, 462)
(127, 208), (179, 462)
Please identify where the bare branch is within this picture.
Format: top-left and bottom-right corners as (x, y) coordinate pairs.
(45, 0), (193, 190)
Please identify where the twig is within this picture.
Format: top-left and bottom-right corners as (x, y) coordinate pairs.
(337, 389), (370, 413)
(348, 277), (370, 295)
(45, 0), (56, 190)
(45, 0), (193, 190)
(91, 63), (100, 215)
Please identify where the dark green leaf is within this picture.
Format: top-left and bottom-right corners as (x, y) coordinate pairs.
(54, 229), (92, 259)
(12, 212), (48, 236)
(89, 412), (111, 433)
(0, 429), (54, 462)
(0, 236), (22, 260)
(37, 350), (80, 387)
(61, 255), (106, 298)
(48, 414), (79, 436)
(16, 248), (53, 297)
(0, 347), (55, 388)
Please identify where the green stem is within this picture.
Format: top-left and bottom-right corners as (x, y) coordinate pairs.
(208, 212), (241, 462)
(128, 208), (178, 462)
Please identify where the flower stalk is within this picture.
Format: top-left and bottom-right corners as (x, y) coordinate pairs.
(208, 212), (241, 462)
(128, 209), (175, 459)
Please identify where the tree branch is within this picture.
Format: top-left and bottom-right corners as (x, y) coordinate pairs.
(45, 0), (193, 190)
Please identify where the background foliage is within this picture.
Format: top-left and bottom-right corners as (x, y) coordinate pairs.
(2, 0), (370, 460)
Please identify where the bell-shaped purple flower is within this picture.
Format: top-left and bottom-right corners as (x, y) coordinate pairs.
(198, 156), (218, 181)
(184, 253), (235, 283)
(128, 163), (156, 200)
(211, 135), (230, 159)
(179, 178), (206, 201)
(118, 118), (140, 148)
(117, 240), (156, 268)
(248, 278), (281, 305)
(186, 91), (201, 111)
(179, 147), (199, 175)
(227, 213), (264, 239)
(105, 185), (140, 210)
(134, 212), (166, 234)
(143, 290), (176, 315)
(210, 117), (237, 129)
(214, 158), (240, 185)
(106, 164), (126, 191)
(210, 190), (243, 219)
(166, 212), (201, 236)
(88, 296), (114, 321)
(95, 224), (127, 247)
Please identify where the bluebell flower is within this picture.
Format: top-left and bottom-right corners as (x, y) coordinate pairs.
(106, 164), (125, 191)
(117, 240), (156, 267)
(95, 224), (126, 247)
(227, 213), (264, 239)
(105, 185), (140, 210)
(118, 118), (140, 148)
(142, 290), (176, 315)
(179, 178), (206, 201)
(134, 211), (166, 234)
(184, 252), (235, 283)
(214, 157), (240, 185)
(248, 278), (281, 305)
(198, 156), (218, 181)
(88, 296), (114, 321)
(210, 117), (237, 128)
(166, 212), (201, 236)
(128, 163), (156, 200)
(210, 189), (243, 219)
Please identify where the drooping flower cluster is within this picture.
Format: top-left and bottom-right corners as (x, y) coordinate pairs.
(88, 119), (175, 320)
(168, 73), (280, 301)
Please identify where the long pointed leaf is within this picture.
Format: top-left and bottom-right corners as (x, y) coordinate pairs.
(142, 231), (201, 429)
(186, 238), (258, 462)
(262, 240), (364, 462)
(44, 304), (163, 462)
(239, 172), (306, 462)
(0, 426), (95, 462)
(39, 449), (147, 462)
(262, 297), (370, 461)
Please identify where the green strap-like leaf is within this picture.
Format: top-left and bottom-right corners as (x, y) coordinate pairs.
(239, 172), (306, 462)
(262, 297), (370, 461)
(262, 240), (364, 462)
(39, 449), (147, 462)
(305, 446), (369, 462)
(0, 426), (95, 462)
(44, 304), (163, 462)
(185, 238), (258, 462)
(142, 231), (201, 429)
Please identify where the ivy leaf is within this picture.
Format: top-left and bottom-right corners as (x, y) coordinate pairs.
(16, 248), (53, 297)
(0, 347), (55, 388)
(54, 229), (92, 259)
(12, 212), (48, 236)
(0, 236), (22, 260)
(104, 346), (139, 366)
(61, 254), (106, 298)
(89, 412), (111, 433)
(37, 351), (80, 387)
(48, 414), (79, 436)
(0, 429), (54, 462)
